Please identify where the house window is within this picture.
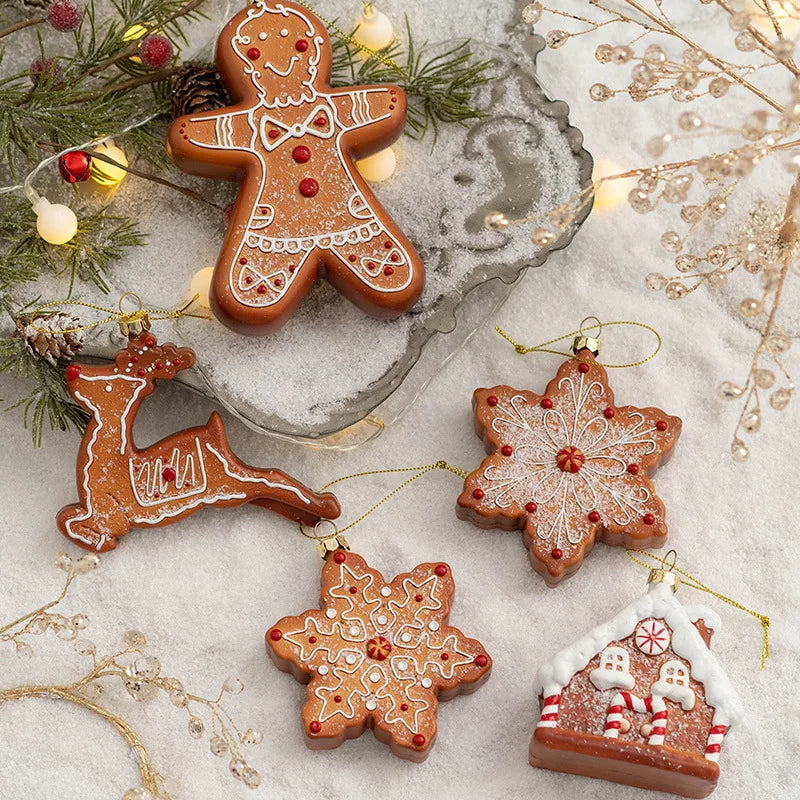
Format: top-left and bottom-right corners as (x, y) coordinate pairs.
(590, 646), (635, 691)
(650, 659), (696, 710)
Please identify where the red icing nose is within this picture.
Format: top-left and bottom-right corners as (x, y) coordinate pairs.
(295, 38), (308, 51)
(65, 364), (81, 381)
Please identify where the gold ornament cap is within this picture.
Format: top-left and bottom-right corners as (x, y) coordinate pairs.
(117, 292), (151, 337)
(572, 315), (602, 357)
(648, 549), (680, 593)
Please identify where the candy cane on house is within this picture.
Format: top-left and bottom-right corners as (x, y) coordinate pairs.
(604, 691), (668, 745)
(536, 693), (561, 728)
(704, 721), (728, 762)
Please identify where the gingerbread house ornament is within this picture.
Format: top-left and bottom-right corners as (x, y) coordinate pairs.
(530, 567), (742, 798)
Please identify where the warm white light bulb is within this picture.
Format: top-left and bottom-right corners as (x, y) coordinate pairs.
(33, 197), (78, 245)
(190, 266), (215, 309)
(90, 139), (129, 187)
(353, 4), (394, 51)
(592, 157), (629, 212)
(356, 146), (397, 182)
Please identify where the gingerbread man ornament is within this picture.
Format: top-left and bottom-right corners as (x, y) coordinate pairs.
(167, 1), (424, 334)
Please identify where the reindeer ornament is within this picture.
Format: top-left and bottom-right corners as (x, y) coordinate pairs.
(58, 331), (340, 552)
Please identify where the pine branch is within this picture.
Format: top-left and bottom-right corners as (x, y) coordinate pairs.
(0, 336), (89, 447)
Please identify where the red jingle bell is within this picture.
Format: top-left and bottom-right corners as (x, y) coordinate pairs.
(59, 151), (92, 183)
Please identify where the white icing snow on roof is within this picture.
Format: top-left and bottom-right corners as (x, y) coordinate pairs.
(535, 582), (743, 727)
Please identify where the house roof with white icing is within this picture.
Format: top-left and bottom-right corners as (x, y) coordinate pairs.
(535, 582), (743, 726)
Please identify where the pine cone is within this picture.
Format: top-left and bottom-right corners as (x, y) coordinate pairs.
(14, 311), (85, 366)
(18, 0), (51, 9)
(171, 63), (229, 119)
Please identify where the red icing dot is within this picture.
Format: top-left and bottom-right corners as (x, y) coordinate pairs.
(604, 407), (615, 419)
(153, 492), (160, 499)
(269, 628), (282, 641)
(274, 277), (283, 288)
(486, 395), (498, 406)
(384, 266), (394, 276)
(472, 488), (485, 500)
(173, 357), (181, 366)
(578, 362), (590, 373)
(501, 445), (513, 456)
(525, 501), (538, 513)
(65, 364), (81, 381)
(628, 463), (640, 475)
(333, 551), (346, 564)
(400, 703), (409, 711)
(384, 240), (392, 248)
(144, 336), (156, 347)
(257, 285), (267, 294)
(390, 252), (399, 262)
(314, 115), (326, 126)
(162, 467), (176, 482)
(588, 510), (601, 523)
(295, 38), (308, 51)
(309, 721), (321, 734)
(541, 397), (553, 409)
(367, 261), (376, 269)
(644, 513), (656, 525)
(299, 177), (319, 197)
(247, 47), (260, 59)
(130, 355), (138, 363)
(155, 361), (163, 370)
(434, 564), (448, 576)
(348, 254), (357, 262)
(475, 654), (488, 667)
(441, 653), (449, 660)
(413, 734), (426, 747)
(656, 420), (668, 431)
(137, 369), (146, 377)
(414, 594), (423, 602)
(292, 145), (311, 163)
(240, 257), (248, 265)
(551, 547), (563, 559)
(289, 264), (296, 272)
(334, 695), (342, 703)
(268, 128), (280, 139)
(309, 636), (317, 643)
(349, 586), (357, 594)
(389, 104), (395, 110)
(245, 276), (253, 284)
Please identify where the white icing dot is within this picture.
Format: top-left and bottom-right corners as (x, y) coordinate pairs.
(280, 28), (288, 36)
(370, 671), (381, 683)
(349, 626), (360, 636)
(380, 587), (391, 597)
(259, 31), (267, 40)
(401, 633), (412, 643)
(104, 385), (112, 392)
(317, 665), (329, 675)
(397, 660), (408, 670)
(377, 615), (388, 625)
(428, 621), (439, 631)
(365, 699), (377, 711)
(345, 654), (357, 665)
(421, 678), (432, 688)
(325, 609), (336, 619)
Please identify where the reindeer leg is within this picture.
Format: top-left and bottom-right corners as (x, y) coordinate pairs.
(56, 502), (130, 553)
(248, 469), (341, 525)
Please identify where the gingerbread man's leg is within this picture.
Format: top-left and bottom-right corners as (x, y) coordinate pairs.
(325, 228), (424, 318)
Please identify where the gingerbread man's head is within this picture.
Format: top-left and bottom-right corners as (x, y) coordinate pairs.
(222, 1), (329, 108)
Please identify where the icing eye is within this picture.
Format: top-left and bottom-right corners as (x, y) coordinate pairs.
(258, 31), (267, 40)
(295, 38), (308, 52)
(279, 28), (288, 37)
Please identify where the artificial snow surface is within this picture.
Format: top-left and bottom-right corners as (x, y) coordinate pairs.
(1, 1), (799, 799)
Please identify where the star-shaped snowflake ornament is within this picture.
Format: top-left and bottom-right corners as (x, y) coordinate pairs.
(266, 550), (492, 761)
(457, 350), (681, 586)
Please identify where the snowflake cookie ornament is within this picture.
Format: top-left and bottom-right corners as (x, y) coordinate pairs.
(530, 564), (742, 797)
(58, 329), (340, 551)
(167, 0), (424, 334)
(457, 338), (681, 586)
(266, 549), (492, 761)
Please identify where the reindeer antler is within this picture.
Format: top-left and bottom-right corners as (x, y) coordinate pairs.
(115, 332), (196, 380)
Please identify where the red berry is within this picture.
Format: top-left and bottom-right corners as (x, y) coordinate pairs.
(656, 420), (668, 431)
(603, 407), (615, 419)
(65, 364), (81, 381)
(162, 467), (176, 482)
(474, 654), (489, 667)
(309, 721), (321, 734)
(299, 177), (319, 197)
(643, 513), (655, 525)
(578, 362), (590, 373)
(333, 551), (346, 564)
(292, 145), (311, 163)
(47, 0), (84, 32)
(269, 629), (282, 641)
(434, 564), (448, 576)
(472, 488), (485, 500)
(551, 548), (563, 559)
(501, 445), (513, 456)
(138, 35), (174, 70)
(30, 57), (63, 89)
(627, 463), (640, 475)
(412, 734), (426, 747)
(541, 397), (553, 409)
(486, 395), (498, 406)
(295, 39), (309, 51)
(525, 501), (538, 513)
(588, 510), (601, 523)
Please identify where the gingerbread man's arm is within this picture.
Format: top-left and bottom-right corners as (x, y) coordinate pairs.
(167, 106), (259, 180)
(327, 85), (407, 158)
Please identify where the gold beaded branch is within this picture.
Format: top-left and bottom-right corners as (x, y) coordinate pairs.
(0, 554), (264, 799)
(487, 0), (800, 461)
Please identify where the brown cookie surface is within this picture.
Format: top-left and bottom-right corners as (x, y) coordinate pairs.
(457, 351), (681, 585)
(266, 550), (491, 761)
(167, 1), (424, 334)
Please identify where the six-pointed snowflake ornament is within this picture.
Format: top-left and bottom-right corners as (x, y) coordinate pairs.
(266, 550), (492, 761)
(457, 350), (681, 586)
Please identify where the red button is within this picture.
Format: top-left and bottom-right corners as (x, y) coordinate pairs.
(292, 145), (311, 163)
(247, 47), (260, 59)
(295, 39), (308, 51)
(299, 178), (318, 197)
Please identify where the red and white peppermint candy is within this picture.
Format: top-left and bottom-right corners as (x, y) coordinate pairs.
(634, 618), (671, 655)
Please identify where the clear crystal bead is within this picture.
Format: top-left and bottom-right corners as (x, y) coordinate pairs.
(731, 439), (749, 462)
(223, 677), (244, 695)
(188, 716), (205, 739)
(209, 736), (228, 756)
(718, 381), (744, 399)
(645, 272), (667, 291)
(483, 210), (508, 231)
(229, 758), (247, 780)
(54, 553), (73, 571)
(243, 767), (261, 789)
(770, 388), (792, 410)
(123, 630), (147, 649)
(74, 639), (96, 656)
(241, 728), (263, 746)
(741, 410), (761, 433)
(754, 369), (775, 389)
(665, 281), (688, 300)
(521, 2), (542, 24)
